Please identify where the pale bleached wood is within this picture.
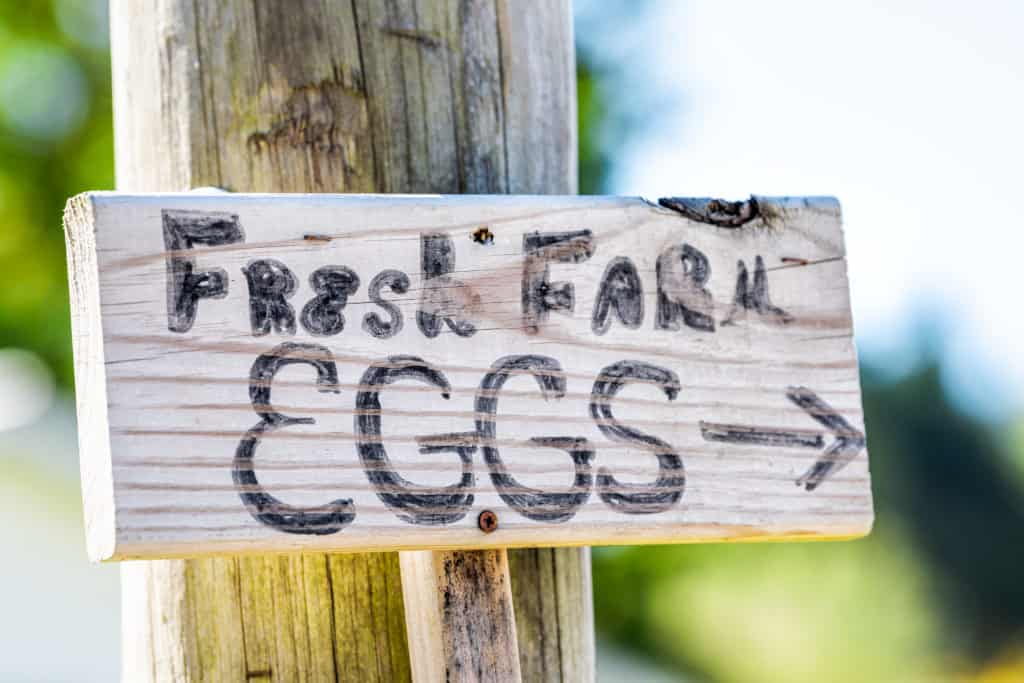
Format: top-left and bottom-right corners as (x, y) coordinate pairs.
(107, 0), (588, 680)
(65, 191), (872, 560)
(498, 0), (578, 194)
(401, 549), (522, 682)
(64, 194), (115, 562)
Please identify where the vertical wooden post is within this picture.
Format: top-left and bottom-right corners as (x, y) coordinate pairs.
(400, 550), (521, 682)
(109, 1), (593, 681)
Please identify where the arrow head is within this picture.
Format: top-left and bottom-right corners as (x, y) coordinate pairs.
(786, 386), (866, 491)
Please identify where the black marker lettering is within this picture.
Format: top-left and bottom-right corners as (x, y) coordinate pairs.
(242, 259), (297, 336)
(590, 360), (684, 514)
(363, 269), (410, 339)
(417, 233), (478, 338)
(722, 255), (793, 325)
(522, 230), (595, 334)
(592, 256), (644, 335)
(355, 356), (475, 525)
(162, 209), (244, 333)
(476, 355), (594, 522)
(656, 243), (714, 333)
(234, 342), (354, 534)
(300, 266), (359, 336)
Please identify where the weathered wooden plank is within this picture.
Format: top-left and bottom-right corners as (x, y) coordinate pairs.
(65, 191), (872, 561)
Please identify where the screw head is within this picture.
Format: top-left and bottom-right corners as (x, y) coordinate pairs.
(478, 510), (498, 533)
(471, 226), (495, 245)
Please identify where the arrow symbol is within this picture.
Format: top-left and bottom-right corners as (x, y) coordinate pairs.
(700, 386), (866, 491)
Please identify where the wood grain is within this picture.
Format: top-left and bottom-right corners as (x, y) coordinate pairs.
(108, 1), (587, 680)
(401, 549), (521, 682)
(66, 192), (872, 560)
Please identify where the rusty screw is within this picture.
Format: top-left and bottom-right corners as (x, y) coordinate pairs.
(471, 226), (495, 245)
(477, 510), (498, 534)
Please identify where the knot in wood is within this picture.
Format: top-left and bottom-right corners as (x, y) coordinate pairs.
(658, 195), (760, 227)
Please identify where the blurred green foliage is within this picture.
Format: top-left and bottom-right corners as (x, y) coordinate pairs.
(576, 62), (607, 195)
(863, 361), (1024, 659)
(0, 0), (112, 388)
(576, 0), (666, 195)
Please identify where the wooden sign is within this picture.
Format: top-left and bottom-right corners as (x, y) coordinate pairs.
(64, 192), (872, 561)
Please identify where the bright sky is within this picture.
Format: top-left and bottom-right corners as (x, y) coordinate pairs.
(592, 1), (1024, 418)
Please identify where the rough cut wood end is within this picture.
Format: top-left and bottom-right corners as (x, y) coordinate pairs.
(64, 193), (117, 561)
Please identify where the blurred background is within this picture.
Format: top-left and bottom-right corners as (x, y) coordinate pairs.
(2, 1), (1023, 680)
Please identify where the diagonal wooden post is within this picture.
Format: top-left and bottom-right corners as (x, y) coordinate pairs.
(109, 0), (593, 680)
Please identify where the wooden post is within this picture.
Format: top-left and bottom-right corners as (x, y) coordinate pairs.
(400, 550), (521, 682)
(109, 0), (593, 681)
